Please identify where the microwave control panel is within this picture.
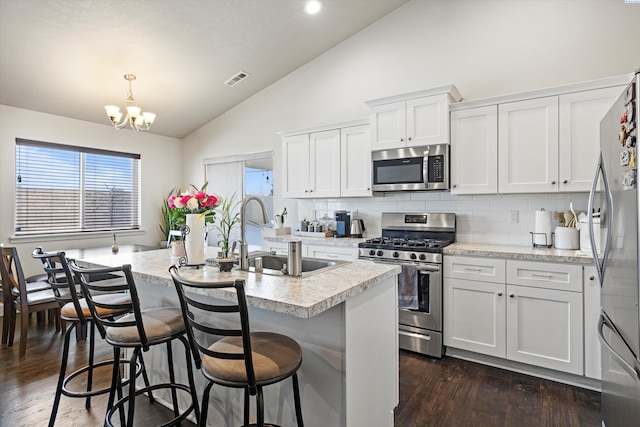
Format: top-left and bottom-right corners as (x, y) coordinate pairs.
(427, 155), (445, 183)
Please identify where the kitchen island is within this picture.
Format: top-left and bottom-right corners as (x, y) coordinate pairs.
(71, 246), (400, 427)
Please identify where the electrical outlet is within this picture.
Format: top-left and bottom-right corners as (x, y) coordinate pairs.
(509, 210), (519, 224)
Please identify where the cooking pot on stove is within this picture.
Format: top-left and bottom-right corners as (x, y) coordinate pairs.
(350, 219), (365, 238)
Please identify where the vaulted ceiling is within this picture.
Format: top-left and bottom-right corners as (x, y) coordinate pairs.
(0, 0), (408, 139)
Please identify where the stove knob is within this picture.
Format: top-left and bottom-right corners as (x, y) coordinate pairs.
(410, 253), (417, 260)
(369, 250), (376, 256)
(377, 250), (384, 257)
(419, 254), (426, 261)
(393, 252), (399, 258)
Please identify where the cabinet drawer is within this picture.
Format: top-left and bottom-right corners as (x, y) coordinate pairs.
(306, 244), (357, 261)
(444, 256), (505, 283)
(506, 260), (582, 292)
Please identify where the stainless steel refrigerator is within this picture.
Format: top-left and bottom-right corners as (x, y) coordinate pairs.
(589, 69), (640, 427)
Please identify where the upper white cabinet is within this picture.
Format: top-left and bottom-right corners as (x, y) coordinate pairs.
(366, 86), (462, 151)
(340, 125), (372, 197)
(450, 105), (498, 194)
(558, 86), (623, 192)
(450, 74), (629, 194)
(282, 129), (341, 198)
(498, 96), (560, 193)
(281, 120), (371, 199)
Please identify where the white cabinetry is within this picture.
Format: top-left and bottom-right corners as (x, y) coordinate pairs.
(306, 244), (359, 261)
(444, 256), (506, 357)
(281, 120), (371, 199)
(262, 240), (289, 254)
(340, 125), (372, 197)
(366, 86), (462, 151)
(450, 106), (498, 194)
(444, 256), (584, 375)
(498, 97), (559, 193)
(583, 266), (601, 379)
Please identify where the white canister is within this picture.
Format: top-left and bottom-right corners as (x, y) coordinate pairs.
(554, 227), (579, 250)
(579, 217), (601, 254)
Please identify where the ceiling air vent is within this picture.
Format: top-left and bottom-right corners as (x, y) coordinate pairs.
(224, 71), (250, 87)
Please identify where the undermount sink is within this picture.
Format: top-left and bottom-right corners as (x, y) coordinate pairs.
(246, 252), (349, 277)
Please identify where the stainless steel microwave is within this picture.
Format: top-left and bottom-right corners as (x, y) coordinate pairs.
(371, 144), (449, 192)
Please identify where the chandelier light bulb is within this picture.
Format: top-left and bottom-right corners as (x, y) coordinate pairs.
(104, 74), (155, 131)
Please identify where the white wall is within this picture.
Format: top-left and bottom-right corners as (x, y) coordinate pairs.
(0, 105), (181, 276)
(170, 1), (640, 245)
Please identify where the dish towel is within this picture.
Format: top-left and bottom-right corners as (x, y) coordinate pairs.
(398, 264), (419, 310)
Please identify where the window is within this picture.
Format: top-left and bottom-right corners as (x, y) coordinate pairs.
(15, 138), (141, 235)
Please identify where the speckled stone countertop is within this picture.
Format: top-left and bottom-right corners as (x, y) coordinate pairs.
(263, 235), (365, 248)
(70, 246), (400, 319)
(444, 242), (597, 265)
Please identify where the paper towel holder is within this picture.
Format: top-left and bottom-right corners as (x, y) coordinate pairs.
(530, 231), (554, 248)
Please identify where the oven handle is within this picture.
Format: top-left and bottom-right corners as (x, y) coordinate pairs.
(399, 330), (431, 341)
(370, 259), (441, 273)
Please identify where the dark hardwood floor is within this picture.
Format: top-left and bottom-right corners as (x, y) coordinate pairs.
(1, 315), (601, 426)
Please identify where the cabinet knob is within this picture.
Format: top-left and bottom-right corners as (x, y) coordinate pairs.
(509, 294), (515, 298)
(367, 188), (370, 191)
(408, 137), (412, 141)
(400, 138), (404, 142)
(563, 180), (568, 184)
(453, 184), (457, 188)
(304, 190), (308, 193)
(551, 181), (556, 185)
(497, 292), (503, 297)
(589, 276), (595, 281)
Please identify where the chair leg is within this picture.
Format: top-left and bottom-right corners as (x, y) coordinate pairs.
(106, 347), (126, 427)
(244, 388), (251, 426)
(166, 341), (179, 419)
(84, 321), (96, 409)
(126, 347), (140, 427)
(7, 305), (16, 347)
(199, 382), (214, 427)
(256, 386), (265, 427)
(137, 352), (155, 403)
(179, 336), (200, 422)
(292, 373), (304, 426)
(1, 303), (9, 344)
(48, 321), (75, 427)
(19, 307), (29, 357)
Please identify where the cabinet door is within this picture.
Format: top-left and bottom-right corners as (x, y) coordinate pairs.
(306, 244), (358, 261)
(506, 285), (583, 375)
(558, 86), (624, 192)
(444, 278), (506, 358)
(282, 134), (310, 198)
(261, 239), (289, 254)
(450, 106), (498, 194)
(341, 125), (372, 197)
(370, 101), (406, 150)
(310, 130), (341, 198)
(498, 97), (559, 193)
(583, 266), (601, 379)
(407, 94), (449, 147)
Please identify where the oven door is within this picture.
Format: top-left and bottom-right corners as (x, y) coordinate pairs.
(397, 263), (442, 332)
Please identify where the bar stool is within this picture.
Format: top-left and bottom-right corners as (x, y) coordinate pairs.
(32, 248), (146, 427)
(169, 265), (304, 427)
(69, 260), (200, 427)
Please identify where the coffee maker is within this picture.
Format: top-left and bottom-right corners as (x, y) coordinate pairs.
(334, 210), (351, 238)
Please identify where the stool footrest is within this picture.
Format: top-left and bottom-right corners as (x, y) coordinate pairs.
(61, 358), (142, 399)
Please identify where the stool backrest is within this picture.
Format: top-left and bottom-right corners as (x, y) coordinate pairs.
(1, 247), (28, 310)
(31, 248), (86, 321)
(68, 260), (149, 349)
(169, 265), (256, 389)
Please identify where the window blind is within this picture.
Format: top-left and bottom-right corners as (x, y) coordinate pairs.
(15, 138), (141, 235)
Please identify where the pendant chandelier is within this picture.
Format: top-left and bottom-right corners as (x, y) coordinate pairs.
(104, 74), (156, 131)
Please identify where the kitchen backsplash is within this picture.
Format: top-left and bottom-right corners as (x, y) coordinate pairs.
(297, 192), (591, 246)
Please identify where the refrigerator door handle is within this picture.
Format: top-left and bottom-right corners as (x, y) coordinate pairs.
(588, 152), (613, 286)
(598, 311), (640, 382)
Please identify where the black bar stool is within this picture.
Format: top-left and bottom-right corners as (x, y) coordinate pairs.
(70, 260), (200, 427)
(169, 265), (304, 427)
(32, 248), (146, 427)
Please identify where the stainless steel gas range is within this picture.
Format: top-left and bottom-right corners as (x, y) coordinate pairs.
(358, 212), (455, 358)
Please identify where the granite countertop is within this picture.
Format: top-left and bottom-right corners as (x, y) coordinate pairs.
(70, 246), (400, 319)
(263, 234), (365, 248)
(444, 242), (597, 264)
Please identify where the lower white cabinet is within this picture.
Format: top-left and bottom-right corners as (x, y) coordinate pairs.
(305, 244), (358, 261)
(583, 266), (601, 379)
(444, 256), (585, 376)
(262, 240), (289, 254)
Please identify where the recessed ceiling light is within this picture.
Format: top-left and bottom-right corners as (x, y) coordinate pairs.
(305, 0), (322, 15)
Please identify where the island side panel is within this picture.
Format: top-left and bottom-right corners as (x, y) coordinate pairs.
(134, 279), (347, 426)
(345, 274), (399, 427)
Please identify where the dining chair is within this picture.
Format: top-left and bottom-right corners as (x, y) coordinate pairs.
(0, 246), (60, 356)
(169, 265), (304, 427)
(69, 260), (200, 427)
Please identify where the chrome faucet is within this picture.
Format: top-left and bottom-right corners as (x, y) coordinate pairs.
(239, 196), (270, 270)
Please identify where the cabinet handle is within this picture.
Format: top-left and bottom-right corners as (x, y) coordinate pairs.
(497, 292), (503, 297)
(563, 180), (568, 184)
(551, 181), (556, 185)
(509, 294), (515, 298)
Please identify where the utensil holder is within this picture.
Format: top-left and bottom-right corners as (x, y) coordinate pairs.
(554, 227), (579, 250)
